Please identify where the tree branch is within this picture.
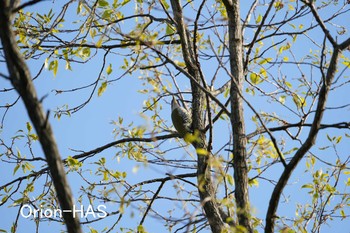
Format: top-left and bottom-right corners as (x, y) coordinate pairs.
(302, 0), (337, 46)
(169, 1), (231, 232)
(264, 43), (343, 233)
(222, 0), (253, 231)
(0, 2), (82, 232)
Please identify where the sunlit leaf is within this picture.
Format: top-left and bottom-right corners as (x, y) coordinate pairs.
(160, 0), (170, 9)
(292, 94), (306, 109)
(256, 14), (262, 24)
(196, 148), (208, 156)
(49, 60), (58, 77)
(98, 81), (108, 97)
(106, 64), (113, 75)
(259, 58), (272, 65)
(250, 72), (262, 85)
(13, 164), (20, 175)
(96, 36), (104, 47)
(279, 95), (286, 104)
(288, 4), (295, 11)
(26, 122), (32, 132)
(121, 0), (131, 6)
(301, 184), (313, 189)
(340, 209), (346, 219)
(166, 24), (175, 35)
(98, 0), (109, 7)
(274, 1), (284, 10)
(227, 174), (234, 185)
(103, 171), (109, 181)
(342, 60), (350, 68)
(249, 178), (259, 187)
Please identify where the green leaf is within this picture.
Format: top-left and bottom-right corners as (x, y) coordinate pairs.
(98, 81), (107, 97)
(336, 136), (342, 144)
(301, 183), (313, 189)
(1, 195), (8, 204)
(166, 24), (175, 35)
(65, 61), (72, 71)
(121, 0), (131, 6)
(29, 134), (38, 140)
(106, 64), (113, 75)
(258, 58), (272, 65)
(82, 47), (91, 59)
(98, 0), (109, 7)
(342, 60), (350, 68)
(77, 1), (83, 14)
(99, 157), (106, 165)
(67, 156), (79, 166)
(285, 81), (292, 88)
(340, 209), (346, 219)
(256, 14), (262, 24)
(90, 29), (97, 39)
(13, 164), (20, 175)
(23, 162), (34, 173)
(103, 171), (109, 181)
(196, 148), (208, 156)
(226, 174), (234, 185)
(292, 94), (306, 109)
(260, 68), (267, 78)
(160, 0), (169, 9)
(279, 95), (286, 104)
(346, 177), (350, 186)
(49, 60), (58, 77)
(224, 87), (229, 98)
(88, 227), (98, 233)
(250, 72), (262, 85)
(137, 225), (146, 233)
(96, 36), (104, 47)
(26, 122), (32, 132)
(248, 178), (259, 187)
(288, 4), (295, 11)
(102, 9), (113, 20)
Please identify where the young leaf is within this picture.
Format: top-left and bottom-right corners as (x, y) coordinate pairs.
(26, 122), (32, 132)
(13, 164), (20, 175)
(250, 73), (261, 85)
(256, 14), (262, 24)
(106, 64), (113, 75)
(49, 60), (58, 77)
(166, 24), (175, 35)
(196, 148), (208, 156)
(98, 81), (107, 97)
(98, 0), (109, 7)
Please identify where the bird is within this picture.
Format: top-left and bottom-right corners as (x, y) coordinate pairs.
(171, 96), (192, 138)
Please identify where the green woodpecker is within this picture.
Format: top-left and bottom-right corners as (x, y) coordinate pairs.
(171, 96), (192, 137)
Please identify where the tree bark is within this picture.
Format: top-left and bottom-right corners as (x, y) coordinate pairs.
(222, 0), (253, 232)
(170, 0), (230, 232)
(0, 2), (82, 233)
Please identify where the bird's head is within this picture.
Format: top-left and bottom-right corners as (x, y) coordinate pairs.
(171, 96), (180, 112)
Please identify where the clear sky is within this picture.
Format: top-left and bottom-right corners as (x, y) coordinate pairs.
(1, 1), (350, 233)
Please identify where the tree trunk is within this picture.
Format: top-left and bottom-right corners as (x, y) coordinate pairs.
(170, 0), (230, 232)
(0, 2), (82, 233)
(222, 0), (253, 232)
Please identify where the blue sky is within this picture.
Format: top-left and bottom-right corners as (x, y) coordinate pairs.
(1, 0), (350, 232)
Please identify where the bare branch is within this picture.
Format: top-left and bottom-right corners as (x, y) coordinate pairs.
(302, 0), (337, 46)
